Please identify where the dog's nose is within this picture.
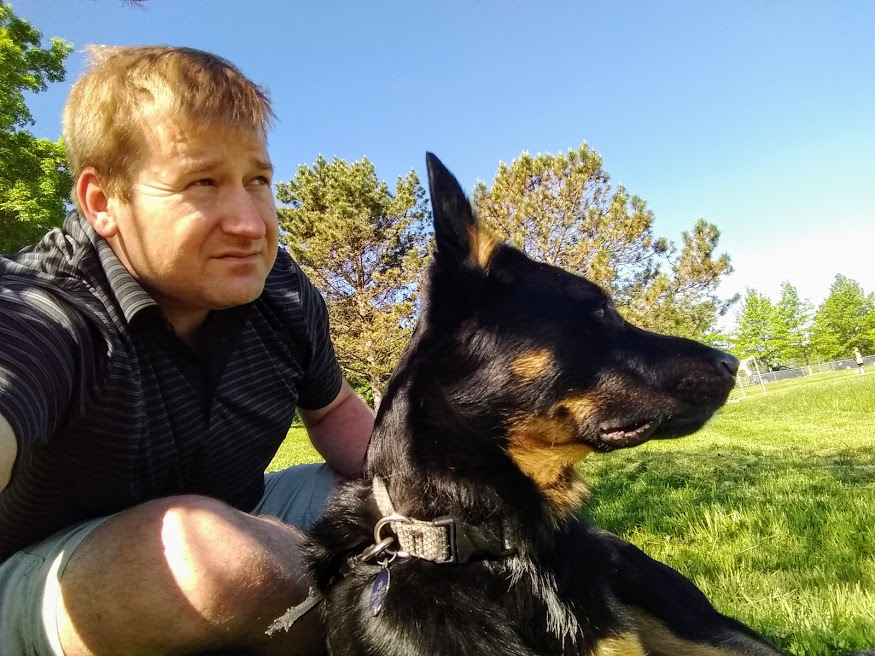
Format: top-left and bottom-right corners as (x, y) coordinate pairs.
(717, 352), (740, 377)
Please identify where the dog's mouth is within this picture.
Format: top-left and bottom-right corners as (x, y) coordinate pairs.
(597, 419), (659, 450)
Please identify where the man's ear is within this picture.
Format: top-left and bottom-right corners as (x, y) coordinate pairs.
(76, 167), (119, 239)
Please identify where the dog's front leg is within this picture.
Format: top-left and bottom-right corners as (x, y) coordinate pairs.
(564, 524), (784, 656)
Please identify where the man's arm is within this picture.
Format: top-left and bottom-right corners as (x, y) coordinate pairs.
(0, 413), (17, 491)
(299, 380), (374, 479)
(1, 284), (87, 494)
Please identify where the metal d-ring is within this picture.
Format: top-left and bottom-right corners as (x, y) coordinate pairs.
(373, 513), (410, 545)
(359, 514), (410, 563)
(359, 536), (395, 563)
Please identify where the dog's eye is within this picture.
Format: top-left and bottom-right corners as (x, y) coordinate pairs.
(593, 305), (606, 320)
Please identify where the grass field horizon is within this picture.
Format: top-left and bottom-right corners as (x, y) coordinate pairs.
(269, 371), (875, 655)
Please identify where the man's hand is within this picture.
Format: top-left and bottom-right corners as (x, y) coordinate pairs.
(0, 414), (17, 491)
(299, 381), (374, 478)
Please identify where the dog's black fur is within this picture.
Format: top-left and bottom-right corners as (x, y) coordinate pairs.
(303, 154), (785, 655)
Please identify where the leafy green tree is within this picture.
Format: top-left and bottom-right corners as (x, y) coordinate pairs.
(771, 281), (814, 365)
(473, 144), (734, 341)
(276, 156), (431, 409)
(731, 288), (778, 364)
(810, 275), (875, 361)
(0, 3), (73, 252)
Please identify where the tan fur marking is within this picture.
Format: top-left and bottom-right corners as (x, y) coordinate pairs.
(510, 349), (555, 381)
(468, 225), (498, 268)
(593, 634), (647, 656)
(554, 395), (599, 423)
(633, 608), (751, 655)
(544, 475), (591, 519)
(506, 414), (593, 519)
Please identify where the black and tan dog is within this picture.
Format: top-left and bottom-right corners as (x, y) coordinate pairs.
(304, 153), (784, 655)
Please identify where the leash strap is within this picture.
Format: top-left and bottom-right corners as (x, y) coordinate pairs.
(265, 589), (324, 636)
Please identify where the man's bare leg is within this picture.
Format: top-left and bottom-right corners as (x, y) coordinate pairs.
(57, 495), (324, 656)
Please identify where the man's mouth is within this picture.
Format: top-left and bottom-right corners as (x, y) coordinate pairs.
(217, 252), (260, 261)
(598, 419), (659, 449)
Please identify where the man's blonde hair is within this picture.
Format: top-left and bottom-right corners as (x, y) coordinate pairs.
(63, 45), (274, 205)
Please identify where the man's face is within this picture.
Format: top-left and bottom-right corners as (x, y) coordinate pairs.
(105, 115), (279, 327)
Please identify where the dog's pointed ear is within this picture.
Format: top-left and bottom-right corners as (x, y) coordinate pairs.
(426, 152), (497, 271)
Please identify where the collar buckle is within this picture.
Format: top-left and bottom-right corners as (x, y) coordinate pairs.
(432, 516), (516, 565)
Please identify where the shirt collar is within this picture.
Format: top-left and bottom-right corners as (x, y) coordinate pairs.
(75, 212), (159, 324)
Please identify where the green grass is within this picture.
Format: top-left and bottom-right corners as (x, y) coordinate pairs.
(581, 372), (875, 655)
(267, 424), (320, 471)
(269, 372), (875, 655)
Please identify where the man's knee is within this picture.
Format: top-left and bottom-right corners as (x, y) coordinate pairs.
(61, 495), (307, 643)
(144, 495), (304, 619)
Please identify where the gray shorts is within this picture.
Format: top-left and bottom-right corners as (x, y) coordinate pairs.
(0, 463), (337, 656)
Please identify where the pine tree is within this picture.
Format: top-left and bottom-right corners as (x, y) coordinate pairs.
(473, 144), (734, 340)
(276, 156), (431, 408)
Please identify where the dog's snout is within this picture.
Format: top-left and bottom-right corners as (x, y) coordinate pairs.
(716, 352), (740, 377)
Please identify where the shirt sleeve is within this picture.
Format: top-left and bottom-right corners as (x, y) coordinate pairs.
(292, 266), (343, 410)
(0, 283), (84, 467)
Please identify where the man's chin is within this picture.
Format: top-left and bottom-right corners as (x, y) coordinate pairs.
(210, 282), (266, 309)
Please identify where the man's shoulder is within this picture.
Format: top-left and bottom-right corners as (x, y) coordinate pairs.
(1, 214), (113, 332)
(254, 250), (327, 342)
(262, 249), (307, 303)
(1, 213), (96, 286)
(265, 248), (301, 281)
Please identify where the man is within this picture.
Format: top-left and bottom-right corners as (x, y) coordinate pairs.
(854, 347), (865, 375)
(0, 46), (374, 655)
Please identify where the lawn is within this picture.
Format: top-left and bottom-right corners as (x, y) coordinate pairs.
(269, 372), (875, 655)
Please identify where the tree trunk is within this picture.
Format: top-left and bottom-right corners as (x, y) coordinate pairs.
(371, 376), (383, 413)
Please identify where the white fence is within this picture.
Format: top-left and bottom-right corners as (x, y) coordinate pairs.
(732, 354), (872, 399)
(751, 355), (873, 384)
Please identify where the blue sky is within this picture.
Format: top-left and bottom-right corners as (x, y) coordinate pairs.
(13, 0), (875, 321)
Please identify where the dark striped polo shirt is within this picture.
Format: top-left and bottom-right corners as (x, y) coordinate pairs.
(0, 213), (342, 563)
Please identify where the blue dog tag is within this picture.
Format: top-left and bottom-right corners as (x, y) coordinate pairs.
(369, 567), (390, 616)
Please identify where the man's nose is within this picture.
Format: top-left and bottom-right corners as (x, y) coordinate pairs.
(222, 187), (267, 239)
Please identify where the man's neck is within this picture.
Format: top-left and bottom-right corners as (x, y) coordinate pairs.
(164, 308), (210, 351)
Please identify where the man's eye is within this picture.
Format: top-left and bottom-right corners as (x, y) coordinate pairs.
(190, 178), (215, 187)
(250, 176), (271, 186)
